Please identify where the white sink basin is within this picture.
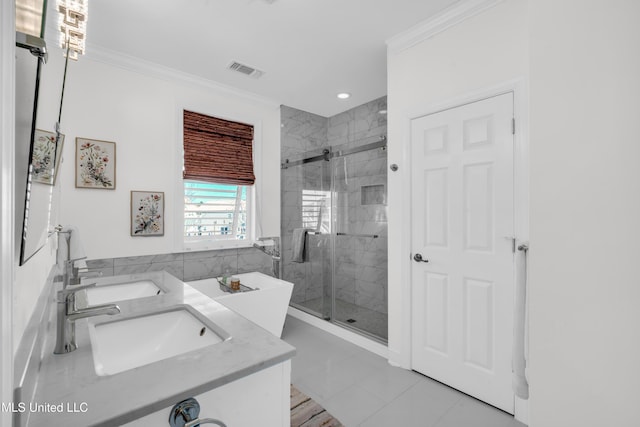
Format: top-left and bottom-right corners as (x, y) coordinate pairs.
(85, 280), (164, 305)
(88, 306), (230, 376)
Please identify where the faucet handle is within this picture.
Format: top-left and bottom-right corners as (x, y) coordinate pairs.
(65, 282), (96, 293)
(77, 270), (102, 278)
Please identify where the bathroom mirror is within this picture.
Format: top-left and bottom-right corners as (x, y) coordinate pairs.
(16, 32), (60, 265)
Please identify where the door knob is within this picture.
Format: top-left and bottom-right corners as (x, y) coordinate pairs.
(413, 253), (429, 263)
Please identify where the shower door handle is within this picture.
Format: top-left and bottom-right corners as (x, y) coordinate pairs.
(413, 253), (429, 263)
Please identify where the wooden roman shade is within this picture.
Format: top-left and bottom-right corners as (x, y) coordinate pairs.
(183, 110), (255, 186)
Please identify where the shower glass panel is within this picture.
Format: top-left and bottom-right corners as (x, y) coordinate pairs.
(281, 137), (388, 342)
(331, 143), (388, 340)
(282, 150), (333, 321)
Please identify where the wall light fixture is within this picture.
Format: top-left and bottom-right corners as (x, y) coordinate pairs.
(57, 0), (88, 60)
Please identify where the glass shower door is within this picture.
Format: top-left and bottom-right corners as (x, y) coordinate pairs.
(281, 151), (333, 321)
(281, 139), (388, 342)
(331, 143), (388, 341)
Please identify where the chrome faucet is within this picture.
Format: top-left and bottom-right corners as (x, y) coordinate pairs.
(253, 236), (281, 278)
(54, 283), (120, 354)
(63, 257), (103, 288)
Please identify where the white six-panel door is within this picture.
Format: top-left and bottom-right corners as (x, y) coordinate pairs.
(410, 93), (515, 413)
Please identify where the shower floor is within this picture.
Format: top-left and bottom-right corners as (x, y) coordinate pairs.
(295, 297), (388, 341)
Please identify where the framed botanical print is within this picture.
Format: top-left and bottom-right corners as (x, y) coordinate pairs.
(75, 137), (116, 189)
(131, 191), (165, 236)
(32, 129), (64, 185)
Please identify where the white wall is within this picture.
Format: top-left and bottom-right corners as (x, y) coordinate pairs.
(528, 1), (640, 426)
(47, 48), (281, 260)
(388, 0), (640, 425)
(386, 0), (528, 367)
(1, 0), (16, 422)
(13, 245), (57, 352)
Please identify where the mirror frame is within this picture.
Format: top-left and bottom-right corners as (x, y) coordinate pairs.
(16, 32), (56, 266)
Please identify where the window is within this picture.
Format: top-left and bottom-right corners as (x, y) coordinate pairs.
(184, 181), (248, 241)
(182, 110), (254, 248)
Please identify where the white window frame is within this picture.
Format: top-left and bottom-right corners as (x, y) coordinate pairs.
(174, 103), (260, 252)
(183, 180), (252, 245)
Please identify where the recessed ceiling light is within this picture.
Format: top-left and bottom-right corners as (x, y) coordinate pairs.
(337, 92), (351, 99)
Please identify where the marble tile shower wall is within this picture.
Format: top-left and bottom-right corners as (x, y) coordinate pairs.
(280, 96), (388, 315)
(281, 106), (329, 304)
(281, 106), (328, 161)
(327, 96), (387, 148)
(85, 247), (274, 282)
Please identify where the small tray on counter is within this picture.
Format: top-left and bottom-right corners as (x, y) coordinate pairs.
(216, 277), (258, 294)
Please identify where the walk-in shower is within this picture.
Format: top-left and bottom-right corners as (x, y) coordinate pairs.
(281, 135), (388, 342)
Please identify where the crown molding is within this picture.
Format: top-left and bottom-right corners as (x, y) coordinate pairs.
(85, 44), (280, 108)
(43, 21), (279, 109)
(386, 0), (505, 55)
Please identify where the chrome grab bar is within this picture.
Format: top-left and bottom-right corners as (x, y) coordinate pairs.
(336, 232), (378, 239)
(305, 231), (378, 239)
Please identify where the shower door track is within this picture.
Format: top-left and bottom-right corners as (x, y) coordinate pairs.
(281, 150), (331, 169)
(281, 138), (387, 169)
(332, 138), (386, 158)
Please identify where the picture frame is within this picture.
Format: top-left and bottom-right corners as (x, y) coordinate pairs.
(75, 137), (116, 189)
(131, 191), (165, 236)
(32, 129), (64, 185)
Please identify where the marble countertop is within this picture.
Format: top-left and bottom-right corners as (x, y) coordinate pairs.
(27, 271), (295, 427)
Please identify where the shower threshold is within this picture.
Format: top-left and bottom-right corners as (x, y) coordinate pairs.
(289, 298), (388, 343)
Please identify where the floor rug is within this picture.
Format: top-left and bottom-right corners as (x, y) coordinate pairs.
(291, 385), (344, 427)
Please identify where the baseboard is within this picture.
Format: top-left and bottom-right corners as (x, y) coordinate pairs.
(387, 348), (411, 369)
(287, 307), (388, 359)
(515, 396), (529, 425)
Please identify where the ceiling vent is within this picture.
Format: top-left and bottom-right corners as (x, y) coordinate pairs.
(228, 61), (264, 79)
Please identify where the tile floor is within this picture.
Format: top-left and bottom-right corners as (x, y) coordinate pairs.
(281, 316), (526, 427)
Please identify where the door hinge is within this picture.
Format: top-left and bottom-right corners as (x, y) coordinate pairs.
(511, 118), (516, 135)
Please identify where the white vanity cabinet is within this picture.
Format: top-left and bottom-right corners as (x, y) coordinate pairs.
(122, 360), (291, 427)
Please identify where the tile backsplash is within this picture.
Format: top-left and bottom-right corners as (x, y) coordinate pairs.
(86, 247), (274, 282)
